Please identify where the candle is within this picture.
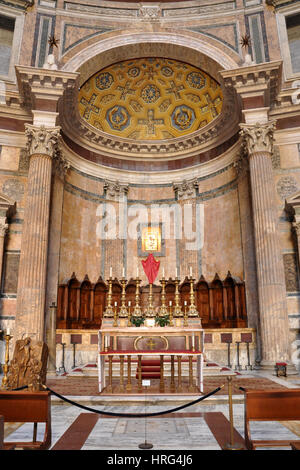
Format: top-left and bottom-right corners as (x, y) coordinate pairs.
(184, 301), (187, 306)
(162, 267), (165, 278)
(122, 267), (125, 278)
(136, 267), (139, 277)
(128, 301), (131, 307)
(114, 301), (117, 307)
(109, 266), (112, 277)
(7, 327), (10, 335)
(192, 333), (195, 348)
(169, 301), (172, 306)
(175, 268), (178, 278)
(189, 266), (192, 278)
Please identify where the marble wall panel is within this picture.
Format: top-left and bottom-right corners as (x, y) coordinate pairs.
(59, 188), (102, 283)
(200, 187), (244, 280)
(279, 144), (300, 169)
(0, 146), (20, 172)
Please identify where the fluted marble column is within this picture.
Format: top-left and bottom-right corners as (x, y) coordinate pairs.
(0, 219), (8, 284)
(14, 124), (61, 342)
(240, 121), (290, 366)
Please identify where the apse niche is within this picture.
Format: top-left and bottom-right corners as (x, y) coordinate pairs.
(78, 57), (223, 141)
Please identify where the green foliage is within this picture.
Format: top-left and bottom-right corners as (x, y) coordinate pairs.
(131, 316), (145, 327)
(155, 315), (170, 327)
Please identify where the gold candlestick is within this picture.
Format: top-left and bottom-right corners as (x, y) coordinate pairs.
(133, 277), (143, 317)
(183, 304), (188, 327)
(1, 332), (12, 390)
(119, 278), (128, 317)
(188, 277), (199, 318)
(113, 304), (118, 327)
(144, 283), (155, 317)
(127, 303), (132, 326)
(159, 277), (168, 316)
(104, 277), (114, 317)
(169, 303), (174, 327)
(174, 277), (183, 317)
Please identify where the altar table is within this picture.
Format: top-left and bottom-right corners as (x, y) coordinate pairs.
(97, 327), (204, 394)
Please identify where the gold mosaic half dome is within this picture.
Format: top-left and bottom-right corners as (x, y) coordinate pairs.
(78, 58), (223, 141)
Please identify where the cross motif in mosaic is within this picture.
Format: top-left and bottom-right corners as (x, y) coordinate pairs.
(116, 81), (136, 100)
(138, 109), (164, 135)
(166, 80), (185, 100)
(80, 94), (100, 120)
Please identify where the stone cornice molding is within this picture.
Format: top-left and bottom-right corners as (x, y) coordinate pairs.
(5, 0), (33, 9)
(173, 179), (199, 200)
(104, 180), (129, 200)
(240, 121), (276, 156)
(139, 5), (162, 20)
(220, 61), (283, 109)
(15, 65), (79, 112)
(62, 135), (241, 185)
(25, 124), (61, 158)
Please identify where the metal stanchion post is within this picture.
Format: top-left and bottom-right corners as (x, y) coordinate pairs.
(139, 380), (153, 449)
(72, 343), (76, 369)
(224, 375), (244, 450)
(58, 343), (66, 374)
(235, 342), (241, 371)
(227, 342), (232, 368)
(245, 342), (252, 370)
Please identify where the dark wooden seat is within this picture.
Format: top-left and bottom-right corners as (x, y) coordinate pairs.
(243, 389), (300, 450)
(291, 441), (300, 450)
(0, 415), (3, 450)
(0, 391), (51, 450)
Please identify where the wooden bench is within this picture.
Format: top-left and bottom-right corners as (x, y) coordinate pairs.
(291, 441), (300, 450)
(242, 389), (300, 450)
(0, 391), (51, 450)
(0, 415), (3, 450)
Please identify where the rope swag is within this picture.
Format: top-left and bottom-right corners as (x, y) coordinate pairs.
(41, 384), (224, 418)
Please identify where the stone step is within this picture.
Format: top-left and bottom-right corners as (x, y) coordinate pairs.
(66, 361), (226, 378)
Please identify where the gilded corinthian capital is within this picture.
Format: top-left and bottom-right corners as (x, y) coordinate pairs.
(240, 121), (276, 155)
(25, 124), (61, 158)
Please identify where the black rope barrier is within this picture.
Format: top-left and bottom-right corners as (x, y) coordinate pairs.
(43, 384), (224, 418)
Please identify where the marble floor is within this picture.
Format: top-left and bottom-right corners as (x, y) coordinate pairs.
(2, 369), (300, 451)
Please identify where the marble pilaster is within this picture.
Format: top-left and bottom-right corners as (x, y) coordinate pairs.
(45, 156), (70, 374)
(241, 121), (290, 366)
(0, 220), (8, 287)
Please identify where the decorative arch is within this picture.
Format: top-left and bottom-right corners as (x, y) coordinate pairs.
(61, 30), (241, 84)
